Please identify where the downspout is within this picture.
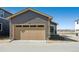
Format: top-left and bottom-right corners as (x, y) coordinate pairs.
(48, 18), (50, 39)
(46, 17), (51, 43)
(9, 19), (12, 42)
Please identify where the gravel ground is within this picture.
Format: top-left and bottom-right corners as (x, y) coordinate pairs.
(0, 40), (79, 52)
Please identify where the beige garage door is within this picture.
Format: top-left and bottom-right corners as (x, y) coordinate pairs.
(14, 25), (45, 40)
(20, 29), (45, 40)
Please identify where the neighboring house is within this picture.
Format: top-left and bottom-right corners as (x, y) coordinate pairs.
(0, 8), (13, 37)
(7, 8), (57, 40)
(75, 19), (79, 36)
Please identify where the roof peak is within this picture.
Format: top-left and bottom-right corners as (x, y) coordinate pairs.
(0, 7), (13, 14)
(7, 8), (52, 20)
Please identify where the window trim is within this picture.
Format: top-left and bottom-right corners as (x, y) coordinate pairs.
(0, 23), (2, 31)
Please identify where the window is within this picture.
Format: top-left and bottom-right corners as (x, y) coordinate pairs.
(0, 23), (2, 31)
(77, 21), (79, 24)
(50, 26), (54, 32)
(30, 25), (36, 27)
(37, 25), (44, 27)
(16, 25), (22, 27)
(23, 25), (29, 27)
(76, 33), (78, 36)
(0, 10), (4, 17)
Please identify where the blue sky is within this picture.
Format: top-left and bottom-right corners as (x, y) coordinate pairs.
(3, 7), (79, 29)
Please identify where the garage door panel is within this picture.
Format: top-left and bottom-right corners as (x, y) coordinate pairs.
(14, 24), (45, 40)
(20, 30), (30, 40)
(20, 30), (45, 40)
(14, 26), (21, 40)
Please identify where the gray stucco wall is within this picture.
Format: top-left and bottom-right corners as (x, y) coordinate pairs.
(11, 11), (48, 24)
(0, 18), (9, 37)
(0, 9), (12, 37)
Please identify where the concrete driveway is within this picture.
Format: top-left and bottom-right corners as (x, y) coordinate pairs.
(0, 40), (79, 52)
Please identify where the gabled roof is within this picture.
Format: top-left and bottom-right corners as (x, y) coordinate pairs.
(7, 8), (52, 20)
(0, 8), (13, 15)
(50, 21), (57, 25)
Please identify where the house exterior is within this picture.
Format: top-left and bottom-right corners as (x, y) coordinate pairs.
(75, 19), (79, 36)
(0, 8), (13, 37)
(7, 8), (57, 40)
